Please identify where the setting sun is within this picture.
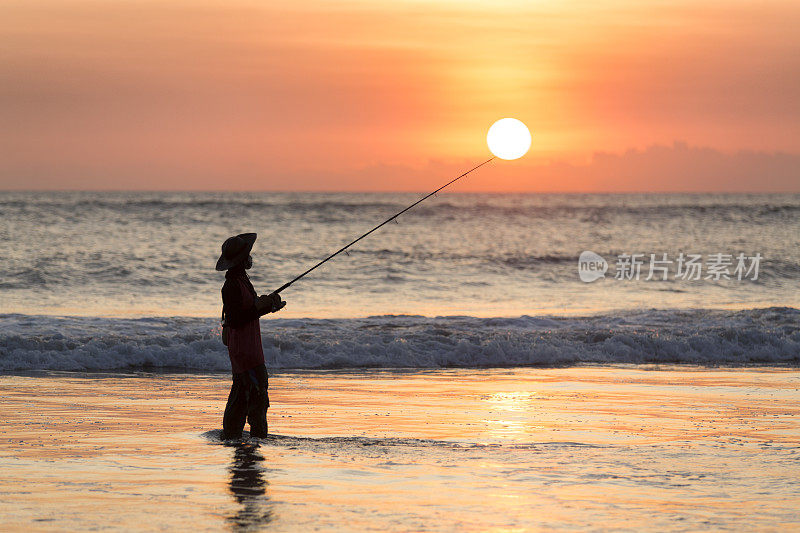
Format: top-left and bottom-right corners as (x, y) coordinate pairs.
(487, 118), (532, 160)
(0, 1), (799, 531)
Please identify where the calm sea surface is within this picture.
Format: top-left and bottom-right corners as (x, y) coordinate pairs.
(1, 194), (799, 530)
(2, 191), (798, 318)
(1, 192), (799, 371)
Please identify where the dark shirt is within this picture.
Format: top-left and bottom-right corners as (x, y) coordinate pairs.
(222, 267), (268, 327)
(222, 266), (269, 373)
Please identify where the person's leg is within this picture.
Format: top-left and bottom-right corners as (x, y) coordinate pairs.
(222, 373), (248, 440)
(246, 364), (269, 438)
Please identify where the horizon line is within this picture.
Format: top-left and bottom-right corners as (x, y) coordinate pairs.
(1, 188), (799, 195)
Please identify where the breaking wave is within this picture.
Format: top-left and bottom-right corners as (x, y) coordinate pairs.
(1, 308), (798, 372)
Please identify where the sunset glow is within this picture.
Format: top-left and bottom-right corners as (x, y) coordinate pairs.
(1, 0), (798, 192)
(1, 4), (800, 530)
(487, 119), (531, 160)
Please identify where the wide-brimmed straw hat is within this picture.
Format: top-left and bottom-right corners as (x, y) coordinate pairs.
(215, 233), (257, 271)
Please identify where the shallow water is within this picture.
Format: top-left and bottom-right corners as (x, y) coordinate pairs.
(1, 368), (799, 531)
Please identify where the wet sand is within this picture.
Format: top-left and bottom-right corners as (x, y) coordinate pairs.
(1, 367), (799, 531)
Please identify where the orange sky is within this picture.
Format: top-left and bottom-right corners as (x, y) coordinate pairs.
(1, 0), (799, 192)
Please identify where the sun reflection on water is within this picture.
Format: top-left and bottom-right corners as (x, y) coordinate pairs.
(481, 391), (543, 440)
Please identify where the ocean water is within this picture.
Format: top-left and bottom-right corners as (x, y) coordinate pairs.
(2, 193), (799, 531)
(2, 369), (800, 531)
(1, 191), (799, 371)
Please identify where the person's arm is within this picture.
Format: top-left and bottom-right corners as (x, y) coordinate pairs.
(222, 280), (261, 328)
(262, 292), (285, 314)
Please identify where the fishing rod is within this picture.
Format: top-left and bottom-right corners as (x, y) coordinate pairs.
(272, 156), (495, 294)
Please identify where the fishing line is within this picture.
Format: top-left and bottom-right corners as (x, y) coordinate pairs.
(272, 156), (495, 294)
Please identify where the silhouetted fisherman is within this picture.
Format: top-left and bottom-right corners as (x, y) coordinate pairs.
(216, 233), (285, 440)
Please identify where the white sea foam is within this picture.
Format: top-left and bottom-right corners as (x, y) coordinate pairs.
(1, 308), (798, 371)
